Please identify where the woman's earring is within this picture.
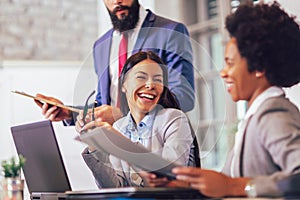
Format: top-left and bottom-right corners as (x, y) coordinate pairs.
(255, 71), (263, 78)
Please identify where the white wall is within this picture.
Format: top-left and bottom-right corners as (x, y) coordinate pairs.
(275, 0), (300, 108)
(267, 0), (300, 16)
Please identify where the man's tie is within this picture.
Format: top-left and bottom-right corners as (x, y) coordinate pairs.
(117, 33), (128, 108)
(118, 33), (128, 76)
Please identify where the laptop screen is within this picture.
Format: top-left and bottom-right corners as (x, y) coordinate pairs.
(11, 120), (71, 193)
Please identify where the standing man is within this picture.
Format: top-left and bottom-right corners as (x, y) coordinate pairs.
(36, 0), (194, 125)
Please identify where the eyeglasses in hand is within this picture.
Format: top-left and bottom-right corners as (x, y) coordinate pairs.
(82, 90), (97, 125)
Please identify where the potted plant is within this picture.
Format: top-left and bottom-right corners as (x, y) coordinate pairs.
(2, 155), (26, 178)
(1, 154), (26, 200)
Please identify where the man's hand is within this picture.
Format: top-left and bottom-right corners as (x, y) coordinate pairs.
(34, 93), (71, 122)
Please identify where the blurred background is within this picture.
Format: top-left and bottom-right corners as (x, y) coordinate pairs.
(1, 0), (299, 197)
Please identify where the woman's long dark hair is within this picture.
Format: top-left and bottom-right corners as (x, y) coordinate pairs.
(118, 51), (180, 114)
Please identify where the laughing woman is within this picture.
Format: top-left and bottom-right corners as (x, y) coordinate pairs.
(168, 2), (300, 198)
(142, 2), (300, 198)
(76, 51), (199, 188)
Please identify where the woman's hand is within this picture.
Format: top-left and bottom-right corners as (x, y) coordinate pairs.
(75, 110), (112, 133)
(75, 113), (113, 152)
(139, 171), (169, 187)
(172, 167), (248, 198)
(75, 105), (123, 133)
(75, 110), (90, 133)
(138, 171), (189, 188)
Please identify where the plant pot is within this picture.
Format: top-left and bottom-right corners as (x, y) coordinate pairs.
(1, 177), (24, 200)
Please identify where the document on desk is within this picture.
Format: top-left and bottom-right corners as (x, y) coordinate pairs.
(78, 126), (179, 180)
(11, 90), (81, 113)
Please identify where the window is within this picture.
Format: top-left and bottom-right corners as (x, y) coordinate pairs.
(186, 0), (235, 170)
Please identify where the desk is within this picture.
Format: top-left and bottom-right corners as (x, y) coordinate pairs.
(58, 192), (204, 199)
(30, 187), (299, 200)
(31, 193), (286, 200)
(31, 187), (206, 200)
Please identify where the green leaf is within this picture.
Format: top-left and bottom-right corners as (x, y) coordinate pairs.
(1, 154), (26, 178)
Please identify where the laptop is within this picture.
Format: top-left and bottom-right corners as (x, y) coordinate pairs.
(11, 120), (71, 194)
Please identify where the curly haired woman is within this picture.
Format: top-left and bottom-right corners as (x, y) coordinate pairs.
(143, 2), (300, 198)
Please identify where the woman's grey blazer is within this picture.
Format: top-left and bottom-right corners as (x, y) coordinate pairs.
(223, 95), (300, 196)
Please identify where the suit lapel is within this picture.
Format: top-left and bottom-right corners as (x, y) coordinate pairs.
(101, 29), (114, 104)
(133, 9), (156, 53)
(231, 117), (251, 177)
(237, 116), (253, 177)
(104, 29), (114, 70)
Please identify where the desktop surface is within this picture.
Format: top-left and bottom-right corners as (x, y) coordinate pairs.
(32, 187), (206, 200)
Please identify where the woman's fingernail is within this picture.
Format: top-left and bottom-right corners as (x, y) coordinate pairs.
(172, 168), (178, 173)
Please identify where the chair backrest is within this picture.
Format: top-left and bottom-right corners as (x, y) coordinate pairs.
(187, 120), (201, 168)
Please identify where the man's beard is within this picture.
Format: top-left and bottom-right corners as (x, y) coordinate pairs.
(108, 0), (140, 33)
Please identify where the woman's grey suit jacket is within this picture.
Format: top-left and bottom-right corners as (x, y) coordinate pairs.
(223, 95), (300, 196)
